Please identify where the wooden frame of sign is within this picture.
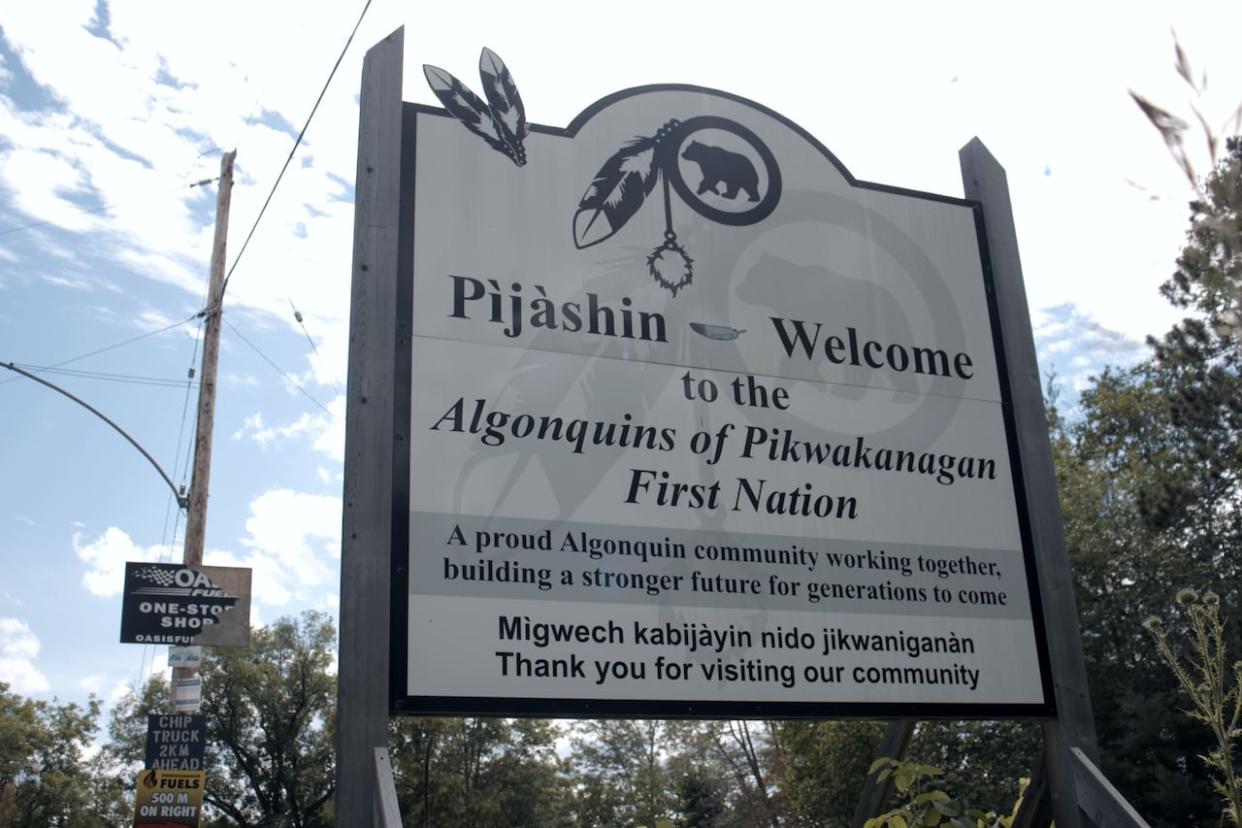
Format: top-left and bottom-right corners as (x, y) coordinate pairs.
(337, 28), (1111, 828)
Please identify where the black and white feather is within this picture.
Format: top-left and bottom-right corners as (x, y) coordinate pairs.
(573, 137), (659, 248)
(423, 49), (528, 167)
(478, 47), (528, 164)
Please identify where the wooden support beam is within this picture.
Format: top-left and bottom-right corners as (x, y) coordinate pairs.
(851, 720), (915, 828)
(960, 138), (1099, 828)
(1011, 752), (1053, 828)
(1071, 748), (1151, 828)
(337, 27), (404, 828)
(373, 748), (403, 827)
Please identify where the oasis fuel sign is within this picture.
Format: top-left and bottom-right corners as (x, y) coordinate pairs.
(385, 52), (1053, 717)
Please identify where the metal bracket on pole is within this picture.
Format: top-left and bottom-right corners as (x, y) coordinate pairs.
(372, 747), (403, 828)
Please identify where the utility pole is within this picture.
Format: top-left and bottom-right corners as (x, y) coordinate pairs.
(172, 149), (236, 713)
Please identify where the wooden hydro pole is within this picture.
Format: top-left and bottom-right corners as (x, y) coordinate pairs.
(171, 149), (236, 712)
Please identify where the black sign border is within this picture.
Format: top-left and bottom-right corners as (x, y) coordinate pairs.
(389, 84), (1056, 720)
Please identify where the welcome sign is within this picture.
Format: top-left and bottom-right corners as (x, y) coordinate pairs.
(392, 51), (1053, 716)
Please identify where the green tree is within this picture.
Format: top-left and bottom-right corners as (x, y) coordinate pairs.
(906, 721), (1039, 814)
(672, 765), (725, 827)
(1049, 137), (1242, 825)
(388, 716), (569, 827)
(0, 682), (109, 828)
(109, 612), (337, 827)
(200, 611), (336, 826)
(665, 720), (785, 827)
(773, 720), (882, 827)
(570, 720), (673, 827)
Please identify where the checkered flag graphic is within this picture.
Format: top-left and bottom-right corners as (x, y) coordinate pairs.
(136, 567), (177, 587)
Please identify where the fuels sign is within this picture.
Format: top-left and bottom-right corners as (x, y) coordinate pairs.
(132, 768), (205, 827)
(145, 714), (205, 771)
(120, 563), (250, 646)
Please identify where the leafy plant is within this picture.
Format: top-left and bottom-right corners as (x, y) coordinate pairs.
(863, 758), (1029, 828)
(1144, 589), (1242, 825)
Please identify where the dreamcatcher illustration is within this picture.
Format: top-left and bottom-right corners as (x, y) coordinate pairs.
(573, 115), (781, 296)
(423, 48), (529, 166)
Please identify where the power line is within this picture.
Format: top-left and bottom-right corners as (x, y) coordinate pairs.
(0, 203), (114, 237)
(220, 0), (373, 298)
(223, 317), (335, 418)
(288, 297), (340, 396)
(0, 148), (225, 241)
(0, 313), (198, 387)
(141, 315), (204, 691)
(11, 364), (201, 389)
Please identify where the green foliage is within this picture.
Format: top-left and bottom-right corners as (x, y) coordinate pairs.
(673, 766), (726, 827)
(108, 612), (338, 827)
(199, 611), (337, 827)
(571, 720), (674, 827)
(663, 720), (783, 827)
(1048, 126), (1242, 825)
(862, 758), (1027, 828)
(906, 721), (1038, 812)
(388, 716), (569, 827)
(0, 682), (110, 827)
(775, 720), (882, 827)
(1145, 589), (1242, 825)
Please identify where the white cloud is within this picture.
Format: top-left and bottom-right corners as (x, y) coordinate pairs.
(74, 526), (171, 597)
(232, 394), (344, 463)
(207, 488), (341, 608)
(0, 617), (50, 694)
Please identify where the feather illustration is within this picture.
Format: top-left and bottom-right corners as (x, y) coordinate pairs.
(573, 137), (659, 249)
(689, 322), (745, 341)
(478, 47), (528, 164)
(423, 64), (519, 164)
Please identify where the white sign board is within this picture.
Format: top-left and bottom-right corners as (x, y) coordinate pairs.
(173, 677), (202, 713)
(168, 646), (202, 668)
(396, 84), (1052, 716)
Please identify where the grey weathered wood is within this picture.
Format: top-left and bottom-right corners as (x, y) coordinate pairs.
(850, 719), (915, 828)
(174, 148), (236, 713)
(1071, 748), (1150, 828)
(337, 27), (404, 828)
(373, 747), (404, 827)
(1011, 752), (1053, 828)
(960, 138), (1099, 828)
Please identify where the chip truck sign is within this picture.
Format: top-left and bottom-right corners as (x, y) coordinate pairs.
(387, 57), (1053, 717)
(145, 714), (206, 771)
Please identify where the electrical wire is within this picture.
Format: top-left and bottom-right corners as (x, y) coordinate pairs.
(0, 145), (227, 242)
(10, 364), (201, 389)
(223, 317), (335, 418)
(287, 297), (340, 397)
(138, 314), (204, 691)
(219, 0), (373, 299)
(0, 313), (198, 386)
(0, 203), (115, 237)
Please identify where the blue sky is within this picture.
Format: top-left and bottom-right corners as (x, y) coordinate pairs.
(1, 0), (1239, 712)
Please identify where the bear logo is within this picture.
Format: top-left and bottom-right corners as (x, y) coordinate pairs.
(681, 140), (761, 202)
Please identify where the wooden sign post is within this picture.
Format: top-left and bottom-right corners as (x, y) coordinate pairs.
(337, 29), (1127, 828)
